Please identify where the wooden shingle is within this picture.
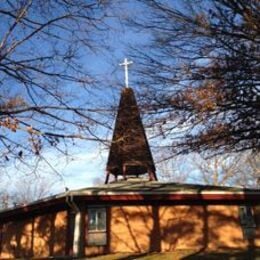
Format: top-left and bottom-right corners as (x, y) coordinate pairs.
(105, 88), (157, 183)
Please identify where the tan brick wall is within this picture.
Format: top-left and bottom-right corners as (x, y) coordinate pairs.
(85, 245), (106, 256)
(110, 206), (153, 253)
(207, 205), (247, 250)
(0, 210), (67, 259)
(0, 218), (33, 258)
(109, 205), (260, 254)
(33, 210), (67, 257)
(1, 204), (260, 258)
(159, 206), (204, 251)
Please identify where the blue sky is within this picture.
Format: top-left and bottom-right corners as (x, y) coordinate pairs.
(2, 1), (254, 199)
(0, 1), (214, 197)
(0, 2), (152, 195)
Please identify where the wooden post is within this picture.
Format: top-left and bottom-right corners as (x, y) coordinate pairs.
(105, 171), (110, 184)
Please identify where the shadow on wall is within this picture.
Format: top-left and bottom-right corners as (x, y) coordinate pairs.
(1, 201), (259, 258)
(110, 202), (259, 258)
(0, 210), (67, 258)
(110, 205), (202, 253)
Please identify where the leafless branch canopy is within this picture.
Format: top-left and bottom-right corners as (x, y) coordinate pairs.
(128, 0), (260, 157)
(0, 0), (112, 164)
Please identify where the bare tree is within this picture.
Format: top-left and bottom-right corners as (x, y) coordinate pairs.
(127, 0), (259, 157)
(192, 152), (259, 188)
(12, 176), (57, 205)
(157, 155), (191, 183)
(0, 1), (113, 168)
(0, 175), (9, 209)
(158, 152), (260, 188)
(0, 175), (58, 209)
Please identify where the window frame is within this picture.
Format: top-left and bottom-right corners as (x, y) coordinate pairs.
(239, 205), (256, 240)
(87, 206), (107, 246)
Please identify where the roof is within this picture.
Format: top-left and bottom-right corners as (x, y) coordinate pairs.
(0, 179), (259, 220)
(71, 178), (258, 195)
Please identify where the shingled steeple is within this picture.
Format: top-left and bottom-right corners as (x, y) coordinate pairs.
(105, 87), (157, 184)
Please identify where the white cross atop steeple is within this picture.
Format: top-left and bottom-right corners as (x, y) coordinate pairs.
(119, 58), (133, 88)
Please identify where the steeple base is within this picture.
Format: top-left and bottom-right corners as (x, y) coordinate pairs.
(104, 170), (158, 184)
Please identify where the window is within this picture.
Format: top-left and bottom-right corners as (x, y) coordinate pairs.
(239, 206), (256, 240)
(87, 207), (107, 246)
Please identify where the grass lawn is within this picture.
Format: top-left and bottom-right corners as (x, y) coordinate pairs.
(86, 249), (260, 260)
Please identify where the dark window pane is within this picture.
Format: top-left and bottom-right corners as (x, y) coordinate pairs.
(88, 207), (106, 231)
(87, 207), (107, 246)
(88, 210), (97, 230)
(97, 210), (106, 230)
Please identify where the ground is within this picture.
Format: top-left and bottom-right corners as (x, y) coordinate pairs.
(86, 250), (260, 260)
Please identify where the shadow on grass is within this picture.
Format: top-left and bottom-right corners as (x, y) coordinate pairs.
(117, 252), (152, 260)
(87, 250), (260, 260)
(182, 250), (260, 260)
(86, 252), (157, 260)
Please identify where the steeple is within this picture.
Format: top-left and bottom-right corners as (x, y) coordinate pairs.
(105, 74), (157, 183)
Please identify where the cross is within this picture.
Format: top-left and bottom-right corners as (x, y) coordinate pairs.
(119, 58), (133, 88)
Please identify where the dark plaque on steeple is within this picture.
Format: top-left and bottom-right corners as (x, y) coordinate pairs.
(105, 87), (157, 183)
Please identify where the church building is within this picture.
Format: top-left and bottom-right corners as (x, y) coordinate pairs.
(0, 59), (259, 258)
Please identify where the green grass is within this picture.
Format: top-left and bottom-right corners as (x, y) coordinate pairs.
(86, 249), (260, 260)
